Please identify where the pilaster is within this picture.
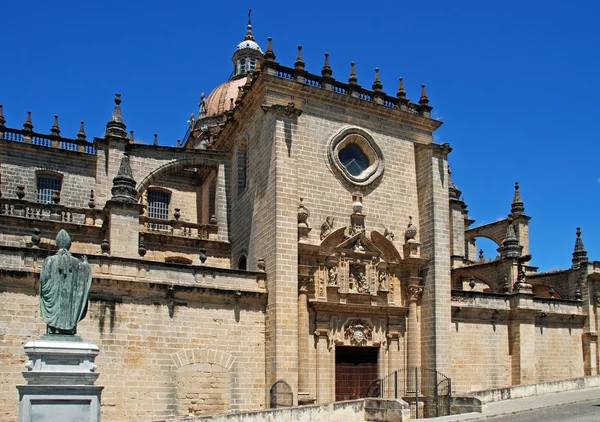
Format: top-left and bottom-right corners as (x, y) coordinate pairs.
(215, 163), (229, 242)
(415, 143), (452, 376)
(263, 107), (301, 405)
(509, 292), (537, 385)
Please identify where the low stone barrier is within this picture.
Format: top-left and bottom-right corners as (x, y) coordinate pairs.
(150, 398), (410, 422)
(451, 374), (600, 414)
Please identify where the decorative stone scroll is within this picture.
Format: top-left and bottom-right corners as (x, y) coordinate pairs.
(407, 285), (423, 302)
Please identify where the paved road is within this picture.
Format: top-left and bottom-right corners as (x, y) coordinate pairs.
(484, 398), (600, 422)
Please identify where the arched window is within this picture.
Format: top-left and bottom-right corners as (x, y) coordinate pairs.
(237, 254), (247, 270)
(36, 172), (62, 204)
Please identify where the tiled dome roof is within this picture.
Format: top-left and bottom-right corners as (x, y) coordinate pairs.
(204, 76), (248, 117)
(237, 39), (262, 53)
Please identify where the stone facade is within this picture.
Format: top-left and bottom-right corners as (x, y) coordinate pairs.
(0, 20), (599, 422)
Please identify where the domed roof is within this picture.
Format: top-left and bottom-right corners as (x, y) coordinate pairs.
(205, 76), (249, 117)
(237, 39), (262, 53)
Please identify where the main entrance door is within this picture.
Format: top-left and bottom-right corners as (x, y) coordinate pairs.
(335, 346), (379, 401)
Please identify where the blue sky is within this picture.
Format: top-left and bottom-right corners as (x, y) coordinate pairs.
(1, 1), (598, 271)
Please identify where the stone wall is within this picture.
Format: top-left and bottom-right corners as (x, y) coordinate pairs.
(535, 322), (583, 382)
(451, 318), (511, 392)
(0, 249), (267, 422)
(0, 141), (96, 208)
(449, 292), (586, 393)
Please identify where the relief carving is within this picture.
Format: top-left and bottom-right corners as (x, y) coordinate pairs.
(344, 319), (373, 346)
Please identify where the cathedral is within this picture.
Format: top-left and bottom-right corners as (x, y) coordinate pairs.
(0, 17), (598, 421)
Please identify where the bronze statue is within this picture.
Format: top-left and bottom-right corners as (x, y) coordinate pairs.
(39, 230), (93, 335)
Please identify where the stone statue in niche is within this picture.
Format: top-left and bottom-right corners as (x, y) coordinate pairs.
(39, 230), (93, 335)
(328, 265), (338, 286)
(349, 265), (369, 294)
(378, 270), (388, 291)
(320, 216), (335, 240)
(318, 276), (326, 297)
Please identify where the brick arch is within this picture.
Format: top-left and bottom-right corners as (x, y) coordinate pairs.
(136, 157), (223, 201)
(170, 348), (236, 370)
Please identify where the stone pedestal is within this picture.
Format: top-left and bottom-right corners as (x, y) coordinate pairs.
(17, 339), (103, 422)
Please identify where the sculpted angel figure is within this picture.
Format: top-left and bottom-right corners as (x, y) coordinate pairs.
(320, 216), (335, 240)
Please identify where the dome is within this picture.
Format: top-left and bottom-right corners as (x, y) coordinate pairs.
(237, 39), (262, 53)
(204, 76), (249, 117)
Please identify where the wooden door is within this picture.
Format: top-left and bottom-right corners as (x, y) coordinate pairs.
(335, 346), (378, 401)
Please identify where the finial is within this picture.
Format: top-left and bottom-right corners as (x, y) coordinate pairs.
(111, 153), (137, 203)
(513, 182), (521, 201)
(129, 130), (134, 144)
(229, 98), (234, 111)
(405, 215), (418, 242)
(153, 133), (158, 146)
(23, 111), (34, 132)
(501, 217), (521, 259)
(294, 45), (305, 70)
(448, 166), (462, 200)
(0, 105), (5, 128)
(349, 62), (358, 85)
(321, 53), (332, 78)
(244, 9), (255, 41)
(105, 93), (127, 138)
(572, 227), (588, 267)
(50, 114), (60, 136)
(397, 77), (406, 99)
(77, 120), (86, 140)
(264, 37), (276, 61)
(372, 68), (383, 92)
(511, 182), (525, 215)
(419, 84), (429, 105)
(177, 139), (181, 148)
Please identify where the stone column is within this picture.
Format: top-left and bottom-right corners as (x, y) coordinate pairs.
(407, 284), (422, 391)
(314, 328), (333, 403)
(297, 276), (310, 396)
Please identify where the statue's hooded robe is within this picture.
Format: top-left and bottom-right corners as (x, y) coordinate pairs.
(39, 230), (92, 332)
